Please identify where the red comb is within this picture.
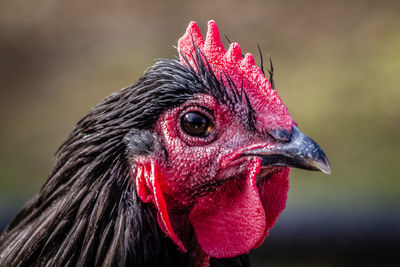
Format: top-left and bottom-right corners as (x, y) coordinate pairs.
(178, 20), (293, 131)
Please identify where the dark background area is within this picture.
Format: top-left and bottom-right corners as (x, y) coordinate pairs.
(1, 0), (399, 266)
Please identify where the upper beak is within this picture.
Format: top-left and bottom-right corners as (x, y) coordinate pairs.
(244, 126), (331, 174)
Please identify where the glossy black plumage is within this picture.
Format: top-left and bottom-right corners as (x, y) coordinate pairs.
(0, 57), (250, 266)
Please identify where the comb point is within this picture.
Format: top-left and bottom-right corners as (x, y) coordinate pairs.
(204, 20), (225, 53)
(243, 53), (255, 66)
(226, 43), (243, 62)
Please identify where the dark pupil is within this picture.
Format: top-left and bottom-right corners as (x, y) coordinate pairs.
(181, 112), (211, 137)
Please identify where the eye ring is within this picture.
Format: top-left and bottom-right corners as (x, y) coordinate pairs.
(178, 107), (217, 146)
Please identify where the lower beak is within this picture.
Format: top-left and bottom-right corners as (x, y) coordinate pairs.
(245, 126), (331, 174)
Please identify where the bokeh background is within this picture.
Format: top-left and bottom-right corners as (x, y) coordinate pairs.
(1, 0), (399, 266)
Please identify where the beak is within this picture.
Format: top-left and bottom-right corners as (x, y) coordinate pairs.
(245, 126), (331, 174)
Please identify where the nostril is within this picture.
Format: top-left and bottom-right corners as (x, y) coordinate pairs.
(268, 128), (292, 143)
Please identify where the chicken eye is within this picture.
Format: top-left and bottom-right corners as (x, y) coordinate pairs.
(181, 112), (213, 137)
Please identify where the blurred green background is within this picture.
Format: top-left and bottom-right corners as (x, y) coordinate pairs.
(0, 0), (399, 265)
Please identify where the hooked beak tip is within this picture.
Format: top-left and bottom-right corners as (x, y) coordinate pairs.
(315, 156), (331, 175)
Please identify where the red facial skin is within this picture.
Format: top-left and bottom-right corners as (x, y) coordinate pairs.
(135, 94), (291, 259)
(134, 20), (295, 262)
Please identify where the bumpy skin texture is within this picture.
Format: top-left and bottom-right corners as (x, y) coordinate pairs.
(0, 19), (328, 267)
(135, 20), (294, 259)
(178, 20), (293, 131)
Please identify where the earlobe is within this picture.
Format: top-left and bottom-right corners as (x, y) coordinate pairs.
(135, 164), (153, 203)
(134, 159), (186, 253)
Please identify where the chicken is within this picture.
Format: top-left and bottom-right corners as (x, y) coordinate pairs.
(0, 20), (330, 267)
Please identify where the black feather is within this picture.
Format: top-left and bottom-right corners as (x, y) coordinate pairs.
(180, 39), (256, 131)
(257, 43), (265, 76)
(267, 53), (275, 89)
(257, 44), (275, 90)
(0, 49), (253, 266)
(224, 33), (232, 44)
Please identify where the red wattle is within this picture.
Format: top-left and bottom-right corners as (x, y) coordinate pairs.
(189, 158), (266, 258)
(255, 167), (290, 248)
